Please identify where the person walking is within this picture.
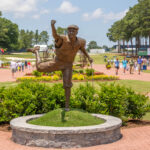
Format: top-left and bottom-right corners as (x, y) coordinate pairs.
(18, 61), (22, 72)
(10, 61), (17, 78)
(21, 62), (25, 72)
(27, 61), (31, 70)
(25, 60), (28, 69)
(129, 57), (134, 74)
(137, 56), (143, 75)
(122, 57), (127, 74)
(115, 58), (120, 75)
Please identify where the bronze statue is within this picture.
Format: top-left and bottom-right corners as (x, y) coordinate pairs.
(28, 20), (93, 111)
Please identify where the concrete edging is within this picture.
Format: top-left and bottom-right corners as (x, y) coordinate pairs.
(10, 114), (122, 148)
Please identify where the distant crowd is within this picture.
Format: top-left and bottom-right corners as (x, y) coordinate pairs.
(107, 56), (149, 75)
(10, 60), (35, 78)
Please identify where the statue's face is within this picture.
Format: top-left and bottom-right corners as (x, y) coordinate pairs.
(68, 28), (78, 39)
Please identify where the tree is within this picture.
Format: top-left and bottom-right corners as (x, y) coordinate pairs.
(34, 29), (39, 45)
(18, 30), (34, 49)
(86, 41), (101, 52)
(39, 31), (49, 45)
(0, 17), (19, 50)
(107, 0), (150, 55)
(57, 27), (67, 35)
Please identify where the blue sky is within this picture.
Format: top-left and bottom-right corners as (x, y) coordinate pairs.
(1, 0), (138, 47)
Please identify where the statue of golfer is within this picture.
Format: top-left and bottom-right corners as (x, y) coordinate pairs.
(28, 20), (93, 111)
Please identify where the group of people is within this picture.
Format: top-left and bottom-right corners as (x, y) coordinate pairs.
(10, 60), (32, 77)
(112, 56), (149, 75)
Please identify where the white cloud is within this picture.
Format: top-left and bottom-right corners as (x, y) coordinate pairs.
(82, 13), (90, 21)
(103, 9), (128, 22)
(0, 0), (49, 18)
(82, 8), (128, 22)
(92, 8), (103, 19)
(31, 9), (50, 19)
(0, 0), (36, 14)
(83, 8), (103, 21)
(57, 1), (79, 14)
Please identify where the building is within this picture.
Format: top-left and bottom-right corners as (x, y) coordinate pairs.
(89, 49), (105, 54)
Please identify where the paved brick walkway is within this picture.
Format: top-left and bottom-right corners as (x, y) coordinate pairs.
(0, 126), (150, 150)
(0, 68), (33, 82)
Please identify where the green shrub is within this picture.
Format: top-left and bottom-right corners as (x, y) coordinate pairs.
(33, 70), (43, 77)
(98, 83), (149, 120)
(71, 83), (101, 113)
(71, 83), (149, 121)
(0, 81), (65, 123)
(0, 82), (149, 124)
(54, 71), (62, 78)
(79, 69), (84, 74)
(85, 68), (95, 76)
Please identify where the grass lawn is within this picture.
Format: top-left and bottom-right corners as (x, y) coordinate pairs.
(75, 53), (124, 64)
(143, 112), (150, 120)
(0, 52), (35, 60)
(1, 52), (125, 65)
(113, 80), (150, 94)
(28, 108), (105, 127)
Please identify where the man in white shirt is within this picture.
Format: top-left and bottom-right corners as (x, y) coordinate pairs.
(10, 61), (17, 78)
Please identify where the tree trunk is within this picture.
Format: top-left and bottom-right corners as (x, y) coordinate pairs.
(123, 40), (125, 55)
(138, 37), (140, 50)
(136, 37), (138, 56)
(118, 40), (121, 53)
(127, 41), (129, 56)
(131, 38), (133, 56)
(145, 37), (147, 49)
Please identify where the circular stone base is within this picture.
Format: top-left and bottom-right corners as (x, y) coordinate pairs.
(10, 114), (122, 148)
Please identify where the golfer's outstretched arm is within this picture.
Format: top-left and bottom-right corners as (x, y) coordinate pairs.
(51, 20), (60, 40)
(51, 20), (63, 48)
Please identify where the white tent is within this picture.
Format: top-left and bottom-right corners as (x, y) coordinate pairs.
(34, 45), (48, 52)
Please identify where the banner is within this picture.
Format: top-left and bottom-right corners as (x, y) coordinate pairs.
(148, 48), (150, 56)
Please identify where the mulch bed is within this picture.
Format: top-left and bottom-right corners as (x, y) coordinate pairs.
(0, 124), (11, 132)
(122, 120), (150, 129)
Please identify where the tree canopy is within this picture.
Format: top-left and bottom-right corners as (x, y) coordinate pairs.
(87, 41), (101, 52)
(0, 17), (19, 50)
(107, 0), (150, 55)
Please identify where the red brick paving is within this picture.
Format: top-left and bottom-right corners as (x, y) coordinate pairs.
(1, 126), (150, 150)
(0, 68), (33, 82)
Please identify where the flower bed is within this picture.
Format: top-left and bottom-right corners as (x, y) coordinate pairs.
(17, 74), (119, 82)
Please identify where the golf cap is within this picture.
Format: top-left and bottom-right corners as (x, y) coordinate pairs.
(67, 25), (79, 30)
